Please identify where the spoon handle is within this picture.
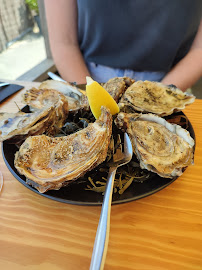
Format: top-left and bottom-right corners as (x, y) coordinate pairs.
(0, 82), (9, 87)
(47, 72), (66, 82)
(90, 167), (116, 270)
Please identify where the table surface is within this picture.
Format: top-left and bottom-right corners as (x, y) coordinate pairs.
(0, 81), (202, 270)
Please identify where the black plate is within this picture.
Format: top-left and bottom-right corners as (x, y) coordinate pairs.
(2, 109), (195, 206)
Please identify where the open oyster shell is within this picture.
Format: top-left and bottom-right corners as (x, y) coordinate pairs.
(14, 107), (112, 193)
(102, 77), (135, 102)
(39, 79), (84, 100)
(119, 81), (195, 116)
(22, 88), (69, 130)
(115, 112), (194, 178)
(0, 107), (54, 144)
(38, 80), (89, 112)
(0, 89), (69, 144)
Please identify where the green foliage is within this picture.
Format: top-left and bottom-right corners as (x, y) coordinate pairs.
(25, 0), (39, 14)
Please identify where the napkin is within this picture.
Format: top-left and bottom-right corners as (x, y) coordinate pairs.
(0, 82), (24, 103)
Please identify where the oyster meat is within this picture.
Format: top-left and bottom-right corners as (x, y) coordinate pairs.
(119, 80), (195, 116)
(14, 107), (112, 193)
(115, 112), (194, 178)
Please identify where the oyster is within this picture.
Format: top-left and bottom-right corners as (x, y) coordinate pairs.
(38, 80), (89, 112)
(22, 88), (68, 129)
(39, 79), (84, 100)
(14, 107), (112, 193)
(102, 77), (135, 103)
(119, 81), (195, 116)
(0, 107), (55, 143)
(0, 89), (69, 143)
(115, 112), (194, 178)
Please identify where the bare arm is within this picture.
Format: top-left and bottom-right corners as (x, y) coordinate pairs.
(44, 0), (90, 84)
(161, 19), (202, 91)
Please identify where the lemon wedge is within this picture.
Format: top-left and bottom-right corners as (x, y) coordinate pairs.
(86, 76), (120, 119)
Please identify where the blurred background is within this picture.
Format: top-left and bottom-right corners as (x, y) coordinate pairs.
(0, 0), (46, 79)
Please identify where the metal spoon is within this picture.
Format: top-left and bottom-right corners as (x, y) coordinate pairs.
(90, 133), (133, 270)
(47, 72), (66, 82)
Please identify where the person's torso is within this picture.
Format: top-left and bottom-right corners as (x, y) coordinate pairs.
(77, 0), (202, 72)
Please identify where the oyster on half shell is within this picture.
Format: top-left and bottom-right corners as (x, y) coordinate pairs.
(0, 89), (69, 143)
(102, 77), (135, 103)
(0, 107), (55, 144)
(39, 79), (84, 100)
(38, 80), (89, 112)
(119, 81), (195, 116)
(115, 112), (194, 178)
(22, 88), (69, 134)
(22, 88), (69, 128)
(14, 107), (112, 193)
